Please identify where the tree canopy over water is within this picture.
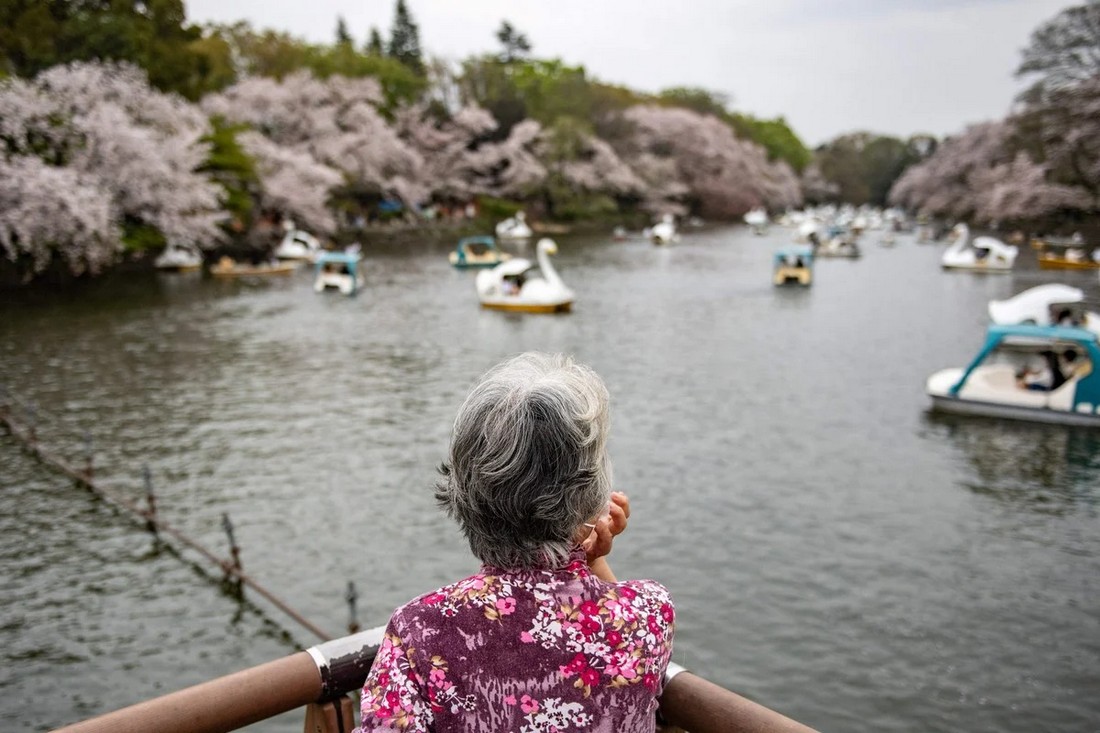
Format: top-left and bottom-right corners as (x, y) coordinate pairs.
(0, 1), (1097, 281)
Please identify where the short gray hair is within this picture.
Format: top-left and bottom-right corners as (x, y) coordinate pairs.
(436, 352), (613, 569)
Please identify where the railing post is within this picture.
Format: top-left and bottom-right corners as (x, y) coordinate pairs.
(222, 513), (243, 591)
(303, 697), (355, 733)
(142, 465), (157, 534)
(26, 399), (36, 446)
(83, 431), (94, 480)
(345, 582), (359, 634)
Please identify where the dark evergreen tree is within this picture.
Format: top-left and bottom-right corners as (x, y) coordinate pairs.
(336, 16), (353, 47)
(387, 0), (424, 75)
(366, 26), (384, 55)
(496, 20), (531, 62)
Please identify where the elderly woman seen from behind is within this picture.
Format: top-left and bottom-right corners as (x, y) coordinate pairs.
(356, 352), (675, 732)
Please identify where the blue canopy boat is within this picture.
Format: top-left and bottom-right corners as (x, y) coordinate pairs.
(926, 323), (1100, 427)
(449, 235), (512, 269)
(313, 252), (364, 296)
(773, 246), (814, 286)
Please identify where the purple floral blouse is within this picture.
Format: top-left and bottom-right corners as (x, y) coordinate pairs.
(355, 547), (675, 732)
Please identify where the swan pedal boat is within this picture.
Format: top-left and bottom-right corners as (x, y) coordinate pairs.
(476, 238), (574, 313)
(744, 208), (769, 235)
(314, 252), (364, 295)
(274, 229), (323, 262)
(154, 243), (203, 272)
(773, 246), (813, 286)
(210, 257), (300, 278)
(941, 223), (1017, 272)
(449, 236), (511, 269)
(495, 212), (533, 241)
(989, 284), (1100, 336)
(646, 214), (679, 245)
(926, 323), (1100, 427)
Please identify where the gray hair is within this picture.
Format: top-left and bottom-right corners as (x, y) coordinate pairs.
(435, 352), (612, 569)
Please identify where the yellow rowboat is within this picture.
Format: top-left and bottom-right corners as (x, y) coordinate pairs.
(1038, 253), (1100, 270)
(210, 257), (301, 277)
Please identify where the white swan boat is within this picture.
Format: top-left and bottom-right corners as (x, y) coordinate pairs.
(988, 284), (1100, 335)
(154, 243), (203, 272)
(275, 229), (323, 262)
(476, 238), (574, 313)
(744, 208), (768, 235)
(495, 211), (533, 241)
(942, 223), (1017, 271)
(646, 214), (679, 245)
(927, 323), (1100, 427)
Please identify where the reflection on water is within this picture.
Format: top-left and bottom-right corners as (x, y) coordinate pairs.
(923, 412), (1100, 513)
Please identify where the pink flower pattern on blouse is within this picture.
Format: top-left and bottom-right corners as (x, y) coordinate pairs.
(356, 548), (674, 732)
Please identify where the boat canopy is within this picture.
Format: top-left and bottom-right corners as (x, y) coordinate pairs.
(774, 246), (814, 265)
(314, 252), (360, 269)
(455, 235), (499, 260)
(457, 235), (497, 250)
(950, 323), (1100, 402)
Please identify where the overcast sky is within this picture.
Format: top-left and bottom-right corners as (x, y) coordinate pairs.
(185, 0), (1071, 145)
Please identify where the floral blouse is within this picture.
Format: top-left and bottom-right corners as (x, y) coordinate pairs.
(355, 548), (675, 732)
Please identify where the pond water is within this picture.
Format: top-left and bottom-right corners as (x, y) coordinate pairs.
(2, 225), (1099, 733)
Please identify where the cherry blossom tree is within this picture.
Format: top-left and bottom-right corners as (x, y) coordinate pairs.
(888, 122), (1010, 220)
(236, 131), (342, 233)
(970, 153), (1088, 222)
(800, 163), (840, 204)
(1014, 74), (1100, 211)
(0, 156), (119, 277)
(203, 72), (425, 207)
(889, 119), (1091, 222)
(393, 102), (497, 201)
(615, 105), (803, 217)
(462, 118), (548, 198)
(552, 132), (646, 198)
(0, 62), (225, 276)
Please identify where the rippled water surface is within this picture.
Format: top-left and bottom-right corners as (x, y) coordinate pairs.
(3, 226), (1099, 732)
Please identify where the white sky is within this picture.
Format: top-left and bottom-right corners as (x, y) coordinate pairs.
(185, 0), (1072, 146)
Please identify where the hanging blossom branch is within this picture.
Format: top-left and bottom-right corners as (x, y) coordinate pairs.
(0, 62), (225, 275)
(0, 156), (119, 277)
(204, 72), (426, 209)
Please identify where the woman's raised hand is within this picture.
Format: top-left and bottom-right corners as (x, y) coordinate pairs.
(583, 491), (630, 564)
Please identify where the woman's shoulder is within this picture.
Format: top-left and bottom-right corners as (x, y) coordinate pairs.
(614, 577), (673, 603)
(601, 577), (675, 625)
(389, 570), (491, 621)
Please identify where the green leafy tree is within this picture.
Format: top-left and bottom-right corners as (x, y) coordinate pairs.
(0, 0), (225, 99)
(459, 56), (527, 138)
(198, 117), (259, 233)
(388, 0), (424, 75)
(207, 22), (311, 80)
(814, 132), (925, 206)
(496, 20), (532, 63)
(728, 114), (811, 173)
(656, 86), (730, 117)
